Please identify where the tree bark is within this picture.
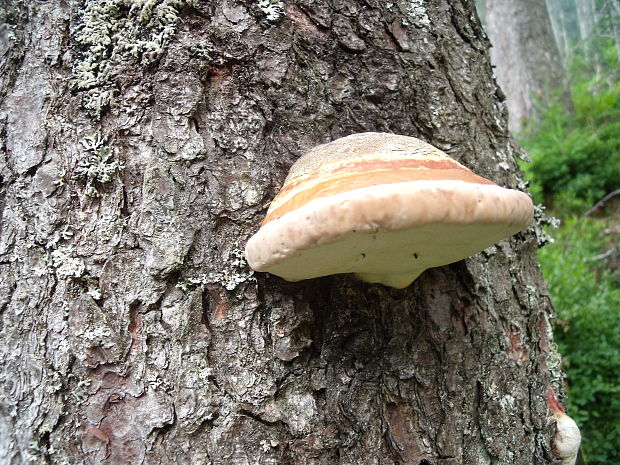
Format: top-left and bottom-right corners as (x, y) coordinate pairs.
(485, 0), (570, 133)
(1, 1), (560, 464)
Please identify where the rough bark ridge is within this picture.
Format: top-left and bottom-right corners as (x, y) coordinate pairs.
(1, 1), (560, 464)
(485, 0), (569, 133)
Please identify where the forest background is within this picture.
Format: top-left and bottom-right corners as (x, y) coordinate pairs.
(478, 0), (620, 463)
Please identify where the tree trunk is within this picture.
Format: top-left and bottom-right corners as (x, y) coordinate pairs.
(485, 0), (570, 133)
(576, 0), (597, 67)
(0, 1), (560, 464)
(546, 0), (572, 65)
(610, 0), (620, 63)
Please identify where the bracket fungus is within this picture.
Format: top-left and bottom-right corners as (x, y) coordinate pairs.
(547, 387), (581, 465)
(245, 132), (533, 288)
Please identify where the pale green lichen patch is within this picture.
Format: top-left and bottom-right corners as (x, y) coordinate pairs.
(256, 0), (284, 22)
(75, 133), (123, 196)
(403, 0), (431, 27)
(72, 0), (198, 118)
(177, 249), (255, 292)
(532, 204), (560, 247)
(188, 41), (214, 61)
(50, 248), (86, 279)
(69, 376), (92, 403)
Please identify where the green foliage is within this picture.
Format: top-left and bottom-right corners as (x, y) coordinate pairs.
(519, 79), (620, 215)
(519, 39), (620, 465)
(538, 219), (620, 464)
(569, 37), (620, 86)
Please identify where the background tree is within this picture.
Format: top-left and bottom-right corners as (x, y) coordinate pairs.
(547, 0), (620, 83)
(483, 0), (571, 133)
(0, 1), (561, 464)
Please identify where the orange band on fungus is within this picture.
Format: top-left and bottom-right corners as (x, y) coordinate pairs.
(263, 165), (495, 225)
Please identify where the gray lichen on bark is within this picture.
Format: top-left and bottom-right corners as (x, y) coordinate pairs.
(0, 1), (562, 464)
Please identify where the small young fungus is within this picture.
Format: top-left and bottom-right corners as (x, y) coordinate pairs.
(547, 387), (581, 465)
(245, 132), (533, 288)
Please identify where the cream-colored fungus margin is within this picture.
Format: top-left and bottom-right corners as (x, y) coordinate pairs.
(246, 179), (533, 288)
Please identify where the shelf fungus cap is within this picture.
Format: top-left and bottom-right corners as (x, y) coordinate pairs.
(245, 132), (534, 288)
(547, 387), (581, 465)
